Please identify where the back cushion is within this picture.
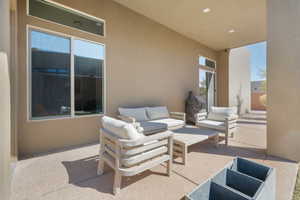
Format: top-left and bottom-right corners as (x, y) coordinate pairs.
(211, 107), (237, 115)
(102, 116), (144, 140)
(207, 107), (237, 121)
(118, 107), (149, 122)
(146, 106), (170, 120)
(207, 113), (228, 121)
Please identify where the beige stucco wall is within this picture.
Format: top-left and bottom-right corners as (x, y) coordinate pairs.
(17, 0), (218, 156)
(228, 47), (251, 114)
(0, 1), (12, 199)
(267, 0), (300, 161)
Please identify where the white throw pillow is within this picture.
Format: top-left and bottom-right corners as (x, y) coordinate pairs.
(118, 107), (149, 122)
(146, 106), (170, 120)
(102, 116), (144, 140)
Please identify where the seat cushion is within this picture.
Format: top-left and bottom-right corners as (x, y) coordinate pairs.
(139, 121), (168, 135)
(118, 107), (149, 122)
(197, 120), (225, 131)
(151, 118), (185, 129)
(102, 116), (144, 140)
(146, 106), (170, 120)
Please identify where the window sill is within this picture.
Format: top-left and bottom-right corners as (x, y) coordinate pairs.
(27, 113), (104, 123)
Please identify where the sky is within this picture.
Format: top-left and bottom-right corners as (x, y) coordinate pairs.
(245, 41), (267, 81)
(31, 30), (104, 60)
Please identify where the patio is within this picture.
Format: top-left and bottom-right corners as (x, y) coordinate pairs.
(11, 119), (298, 200)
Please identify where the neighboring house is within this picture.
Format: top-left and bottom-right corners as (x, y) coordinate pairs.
(251, 81), (266, 110)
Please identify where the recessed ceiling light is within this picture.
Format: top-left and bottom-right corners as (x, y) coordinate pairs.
(228, 29), (235, 33)
(203, 8), (211, 13)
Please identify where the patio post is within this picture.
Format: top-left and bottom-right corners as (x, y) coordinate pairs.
(267, 0), (300, 161)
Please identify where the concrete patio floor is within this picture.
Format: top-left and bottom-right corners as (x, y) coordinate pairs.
(11, 119), (298, 200)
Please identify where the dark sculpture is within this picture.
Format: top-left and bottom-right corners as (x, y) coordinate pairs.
(185, 91), (203, 124)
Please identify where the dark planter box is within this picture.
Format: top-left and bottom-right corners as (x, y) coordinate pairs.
(186, 180), (251, 200)
(186, 157), (276, 200)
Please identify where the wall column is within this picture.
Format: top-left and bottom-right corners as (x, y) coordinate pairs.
(216, 50), (230, 107)
(0, 0), (12, 199)
(267, 0), (300, 161)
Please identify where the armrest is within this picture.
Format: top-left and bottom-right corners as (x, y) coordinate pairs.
(225, 114), (239, 121)
(117, 115), (136, 123)
(225, 114), (238, 131)
(100, 128), (121, 145)
(195, 112), (207, 122)
(117, 115), (143, 133)
(170, 112), (186, 122)
(119, 130), (173, 148)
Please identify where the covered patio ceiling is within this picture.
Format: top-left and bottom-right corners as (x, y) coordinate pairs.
(113, 0), (266, 50)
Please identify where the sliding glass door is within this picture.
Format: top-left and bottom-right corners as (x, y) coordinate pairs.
(199, 69), (215, 112)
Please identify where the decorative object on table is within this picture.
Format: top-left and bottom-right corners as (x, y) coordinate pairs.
(186, 157), (276, 200)
(185, 91), (203, 124)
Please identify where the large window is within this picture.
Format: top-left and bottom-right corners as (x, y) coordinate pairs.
(29, 28), (105, 120)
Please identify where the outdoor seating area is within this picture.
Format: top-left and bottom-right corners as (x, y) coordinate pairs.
(2, 0), (300, 200)
(11, 118), (298, 200)
(95, 106), (270, 196)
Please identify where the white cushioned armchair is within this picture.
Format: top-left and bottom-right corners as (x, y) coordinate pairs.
(195, 107), (238, 146)
(98, 116), (173, 195)
(118, 106), (186, 135)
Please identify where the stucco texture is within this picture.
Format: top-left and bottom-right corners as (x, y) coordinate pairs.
(267, 0), (300, 161)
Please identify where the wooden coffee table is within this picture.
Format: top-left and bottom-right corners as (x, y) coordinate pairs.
(172, 126), (220, 165)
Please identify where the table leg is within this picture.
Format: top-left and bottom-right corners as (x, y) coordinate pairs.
(225, 131), (229, 146)
(183, 145), (187, 165)
(214, 135), (219, 148)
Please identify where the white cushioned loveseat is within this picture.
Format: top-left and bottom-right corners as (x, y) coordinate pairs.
(118, 106), (186, 135)
(195, 107), (238, 146)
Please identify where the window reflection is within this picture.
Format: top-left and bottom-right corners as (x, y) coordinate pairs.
(74, 39), (104, 115)
(31, 30), (71, 118)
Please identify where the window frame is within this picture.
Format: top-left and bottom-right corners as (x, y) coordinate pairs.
(199, 55), (217, 70)
(26, 0), (106, 38)
(27, 25), (106, 122)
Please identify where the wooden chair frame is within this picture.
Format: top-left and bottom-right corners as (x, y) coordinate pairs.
(195, 112), (238, 146)
(97, 128), (173, 195)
